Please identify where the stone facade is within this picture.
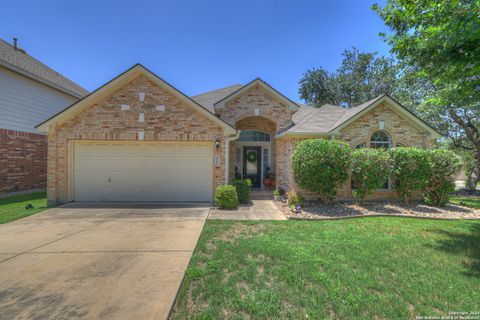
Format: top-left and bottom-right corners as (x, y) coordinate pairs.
(276, 102), (436, 200)
(0, 129), (47, 193)
(47, 75), (226, 205)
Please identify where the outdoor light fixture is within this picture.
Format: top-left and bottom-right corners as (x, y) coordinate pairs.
(215, 138), (220, 150)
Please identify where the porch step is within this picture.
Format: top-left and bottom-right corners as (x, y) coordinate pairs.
(251, 190), (273, 200)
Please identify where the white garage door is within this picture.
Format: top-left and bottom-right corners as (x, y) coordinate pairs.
(72, 142), (213, 202)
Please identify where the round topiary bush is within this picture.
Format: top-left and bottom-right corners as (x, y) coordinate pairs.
(214, 185), (238, 209)
(351, 148), (390, 204)
(390, 147), (431, 203)
(424, 149), (462, 206)
(231, 179), (252, 204)
(292, 139), (352, 202)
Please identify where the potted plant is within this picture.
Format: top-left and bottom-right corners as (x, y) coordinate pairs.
(263, 167), (275, 187)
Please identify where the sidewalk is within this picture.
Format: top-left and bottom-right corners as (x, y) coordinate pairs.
(208, 199), (286, 220)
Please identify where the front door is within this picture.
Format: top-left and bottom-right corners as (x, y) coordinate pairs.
(243, 146), (261, 188)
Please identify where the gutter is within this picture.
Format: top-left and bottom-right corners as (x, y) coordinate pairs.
(224, 131), (241, 184)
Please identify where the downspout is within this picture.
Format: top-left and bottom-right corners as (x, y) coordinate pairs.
(225, 131), (241, 184)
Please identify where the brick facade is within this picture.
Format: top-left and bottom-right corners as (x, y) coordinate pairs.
(45, 71), (437, 203)
(276, 102), (436, 200)
(219, 85), (293, 184)
(219, 84), (295, 131)
(47, 75), (226, 205)
(229, 116), (278, 182)
(0, 129), (47, 193)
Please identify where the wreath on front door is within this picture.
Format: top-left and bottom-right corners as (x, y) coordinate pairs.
(246, 151), (257, 163)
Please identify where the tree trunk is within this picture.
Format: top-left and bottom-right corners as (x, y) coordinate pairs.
(466, 162), (480, 191)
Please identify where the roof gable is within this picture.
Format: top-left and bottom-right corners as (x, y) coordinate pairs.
(330, 94), (442, 139)
(213, 78), (299, 111)
(36, 64), (236, 135)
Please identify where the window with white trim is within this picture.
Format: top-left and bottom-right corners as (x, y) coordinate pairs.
(370, 131), (391, 149)
(238, 130), (271, 142)
(370, 130), (391, 189)
(263, 148), (269, 177)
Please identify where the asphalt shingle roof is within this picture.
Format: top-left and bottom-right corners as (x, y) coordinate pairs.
(191, 84), (243, 113)
(287, 104), (348, 133)
(0, 39), (88, 98)
(191, 83), (389, 136)
(284, 95), (387, 135)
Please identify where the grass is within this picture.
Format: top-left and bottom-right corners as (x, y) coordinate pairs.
(171, 218), (480, 319)
(450, 197), (480, 209)
(0, 192), (48, 224)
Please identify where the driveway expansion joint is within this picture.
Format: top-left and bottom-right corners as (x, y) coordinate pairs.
(0, 220), (106, 264)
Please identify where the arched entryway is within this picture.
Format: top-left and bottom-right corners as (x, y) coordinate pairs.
(230, 116), (277, 189)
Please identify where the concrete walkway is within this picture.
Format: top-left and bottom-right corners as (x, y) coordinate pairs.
(208, 199), (286, 220)
(0, 203), (208, 320)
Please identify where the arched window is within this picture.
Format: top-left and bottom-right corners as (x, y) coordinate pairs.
(370, 131), (391, 149)
(238, 130), (271, 142)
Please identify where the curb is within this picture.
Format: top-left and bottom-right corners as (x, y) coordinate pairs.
(286, 214), (480, 221)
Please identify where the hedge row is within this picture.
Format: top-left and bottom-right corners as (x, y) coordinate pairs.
(292, 139), (461, 206)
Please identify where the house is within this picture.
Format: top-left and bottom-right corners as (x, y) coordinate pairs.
(0, 38), (88, 194)
(36, 64), (441, 205)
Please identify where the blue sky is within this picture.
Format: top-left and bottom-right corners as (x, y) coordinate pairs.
(0, 0), (389, 101)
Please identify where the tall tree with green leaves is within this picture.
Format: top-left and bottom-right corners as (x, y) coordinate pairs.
(299, 48), (399, 108)
(372, 0), (480, 190)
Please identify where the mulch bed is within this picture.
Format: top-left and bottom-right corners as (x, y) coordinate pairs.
(275, 200), (480, 220)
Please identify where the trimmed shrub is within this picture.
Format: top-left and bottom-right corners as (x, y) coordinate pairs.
(424, 149), (462, 206)
(231, 179), (252, 204)
(351, 149), (390, 203)
(292, 139), (352, 202)
(390, 147), (431, 203)
(214, 185), (238, 209)
(286, 191), (304, 206)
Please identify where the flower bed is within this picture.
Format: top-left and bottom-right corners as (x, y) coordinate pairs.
(275, 200), (480, 220)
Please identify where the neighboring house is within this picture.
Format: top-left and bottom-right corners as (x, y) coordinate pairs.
(36, 64), (441, 205)
(0, 38), (88, 194)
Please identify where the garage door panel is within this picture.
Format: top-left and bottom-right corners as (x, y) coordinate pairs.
(75, 187), (211, 202)
(75, 171), (212, 186)
(73, 143), (213, 202)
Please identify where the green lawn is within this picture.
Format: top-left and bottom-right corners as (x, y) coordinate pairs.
(450, 197), (480, 209)
(171, 218), (480, 320)
(0, 192), (48, 224)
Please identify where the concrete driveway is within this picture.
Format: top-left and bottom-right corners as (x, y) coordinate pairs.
(0, 202), (209, 320)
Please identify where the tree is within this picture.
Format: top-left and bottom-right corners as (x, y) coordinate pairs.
(372, 0), (480, 190)
(299, 48), (399, 108)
